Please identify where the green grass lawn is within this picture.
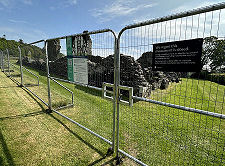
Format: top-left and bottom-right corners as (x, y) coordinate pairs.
(0, 63), (225, 165)
(0, 67), (117, 165)
(119, 78), (225, 165)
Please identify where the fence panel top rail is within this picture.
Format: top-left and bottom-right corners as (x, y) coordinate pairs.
(118, 2), (225, 37)
(45, 29), (116, 42)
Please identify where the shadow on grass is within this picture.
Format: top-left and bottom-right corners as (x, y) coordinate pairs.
(1, 68), (116, 165)
(22, 85), (47, 111)
(10, 74), (21, 77)
(0, 128), (15, 166)
(0, 111), (44, 121)
(49, 114), (116, 166)
(0, 74), (47, 121)
(49, 114), (104, 156)
(7, 74), (47, 112)
(0, 157), (2, 165)
(75, 85), (102, 98)
(89, 157), (116, 166)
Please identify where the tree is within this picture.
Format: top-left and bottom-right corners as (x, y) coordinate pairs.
(19, 39), (24, 44)
(202, 36), (225, 72)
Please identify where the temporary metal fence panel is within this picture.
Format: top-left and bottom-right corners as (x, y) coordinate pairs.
(1, 50), (6, 72)
(44, 38), (74, 111)
(6, 47), (23, 85)
(0, 50), (3, 71)
(2, 49), (10, 76)
(2, 50), (8, 73)
(46, 29), (117, 151)
(14, 41), (50, 107)
(2, 48), (17, 79)
(116, 3), (225, 165)
(20, 40), (74, 109)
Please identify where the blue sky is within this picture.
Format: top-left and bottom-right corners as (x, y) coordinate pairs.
(0, 0), (224, 43)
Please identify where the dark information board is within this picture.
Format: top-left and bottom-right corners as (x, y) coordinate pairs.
(152, 38), (203, 72)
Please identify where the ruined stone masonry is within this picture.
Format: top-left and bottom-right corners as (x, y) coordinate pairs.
(19, 52), (180, 98)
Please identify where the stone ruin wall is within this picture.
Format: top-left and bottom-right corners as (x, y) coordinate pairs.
(20, 52), (180, 98)
(87, 53), (180, 97)
(47, 39), (61, 61)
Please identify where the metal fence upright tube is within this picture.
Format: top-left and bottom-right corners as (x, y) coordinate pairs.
(18, 46), (23, 86)
(114, 38), (121, 158)
(45, 41), (52, 111)
(112, 38), (118, 153)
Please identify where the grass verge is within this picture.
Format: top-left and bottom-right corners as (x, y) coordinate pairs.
(0, 63), (225, 165)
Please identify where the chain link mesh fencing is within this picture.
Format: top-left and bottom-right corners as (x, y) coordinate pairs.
(117, 4), (225, 165)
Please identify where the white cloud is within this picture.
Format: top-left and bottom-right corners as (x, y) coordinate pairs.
(21, 0), (32, 5)
(67, 0), (77, 6)
(91, 0), (157, 22)
(170, 1), (220, 14)
(9, 19), (29, 24)
(50, 0), (77, 10)
(0, 0), (32, 9)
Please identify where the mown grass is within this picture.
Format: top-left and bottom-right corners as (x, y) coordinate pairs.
(119, 78), (225, 165)
(0, 66), (116, 165)
(1, 62), (225, 165)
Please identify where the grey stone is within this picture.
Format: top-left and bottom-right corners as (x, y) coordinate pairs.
(47, 39), (61, 61)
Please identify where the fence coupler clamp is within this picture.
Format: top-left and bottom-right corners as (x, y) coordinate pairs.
(106, 147), (114, 156)
(102, 82), (133, 107)
(45, 109), (53, 114)
(116, 155), (123, 165)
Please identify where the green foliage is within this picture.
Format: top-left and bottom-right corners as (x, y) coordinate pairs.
(191, 70), (225, 86)
(203, 36), (225, 72)
(0, 38), (45, 60)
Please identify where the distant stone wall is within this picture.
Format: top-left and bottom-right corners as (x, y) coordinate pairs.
(72, 32), (92, 56)
(47, 39), (61, 61)
(81, 32), (92, 56)
(137, 52), (180, 92)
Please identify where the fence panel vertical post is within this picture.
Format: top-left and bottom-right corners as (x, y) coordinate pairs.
(114, 38), (121, 158)
(18, 46), (23, 86)
(112, 38), (118, 153)
(45, 41), (52, 111)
